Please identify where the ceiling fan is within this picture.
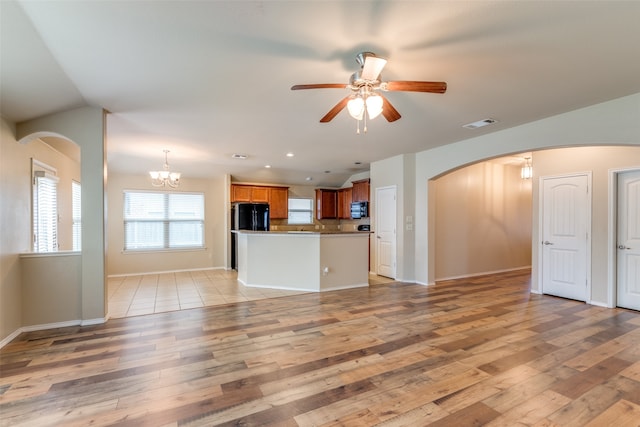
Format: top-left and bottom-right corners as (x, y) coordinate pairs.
(291, 52), (447, 127)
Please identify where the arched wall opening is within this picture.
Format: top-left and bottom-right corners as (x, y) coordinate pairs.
(17, 107), (107, 325)
(432, 153), (533, 282)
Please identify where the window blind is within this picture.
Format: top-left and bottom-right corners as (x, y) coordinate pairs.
(33, 172), (59, 252)
(72, 181), (81, 251)
(288, 198), (313, 224)
(123, 191), (204, 251)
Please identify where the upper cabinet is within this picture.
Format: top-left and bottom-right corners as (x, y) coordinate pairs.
(337, 187), (352, 219)
(269, 187), (289, 219)
(315, 189), (337, 219)
(231, 184), (289, 219)
(351, 179), (370, 203)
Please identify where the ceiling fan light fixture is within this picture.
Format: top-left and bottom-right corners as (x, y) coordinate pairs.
(366, 94), (383, 119)
(361, 56), (387, 81)
(347, 96), (365, 120)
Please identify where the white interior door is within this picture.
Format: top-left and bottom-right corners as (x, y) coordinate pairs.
(617, 170), (640, 310)
(376, 186), (396, 279)
(541, 174), (590, 301)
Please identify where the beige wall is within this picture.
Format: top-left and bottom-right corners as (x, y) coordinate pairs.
(107, 173), (228, 276)
(20, 253), (81, 326)
(1, 110), (100, 344)
(1, 118), (27, 341)
(434, 161), (532, 280)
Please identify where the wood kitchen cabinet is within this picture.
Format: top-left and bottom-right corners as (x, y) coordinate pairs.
(231, 184), (289, 219)
(351, 179), (370, 203)
(315, 189), (337, 219)
(269, 187), (289, 219)
(337, 187), (352, 219)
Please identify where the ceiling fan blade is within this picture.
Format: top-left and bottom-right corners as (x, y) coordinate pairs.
(320, 96), (350, 122)
(381, 96), (401, 122)
(291, 83), (348, 90)
(361, 56), (387, 81)
(384, 81), (447, 93)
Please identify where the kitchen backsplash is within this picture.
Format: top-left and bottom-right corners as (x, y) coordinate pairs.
(270, 217), (370, 232)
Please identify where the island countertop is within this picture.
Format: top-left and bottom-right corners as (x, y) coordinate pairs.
(232, 230), (371, 235)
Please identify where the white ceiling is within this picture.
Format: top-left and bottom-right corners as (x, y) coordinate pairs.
(2, 1), (639, 187)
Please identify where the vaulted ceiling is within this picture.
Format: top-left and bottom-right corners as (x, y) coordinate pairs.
(2, 1), (639, 187)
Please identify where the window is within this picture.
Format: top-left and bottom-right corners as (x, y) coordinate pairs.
(288, 197), (313, 224)
(123, 191), (204, 251)
(33, 166), (59, 252)
(72, 181), (81, 251)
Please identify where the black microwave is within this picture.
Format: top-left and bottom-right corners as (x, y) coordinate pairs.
(351, 201), (368, 219)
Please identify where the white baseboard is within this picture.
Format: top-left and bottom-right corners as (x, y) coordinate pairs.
(588, 300), (611, 308)
(108, 266), (226, 278)
(0, 328), (23, 349)
(1, 317), (108, 350)
(81, 317), (108, 326)
(435, 266), (532, 282)
(322, 283), (369, 292)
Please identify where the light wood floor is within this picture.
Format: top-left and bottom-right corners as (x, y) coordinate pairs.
(3, 269), (640, 426)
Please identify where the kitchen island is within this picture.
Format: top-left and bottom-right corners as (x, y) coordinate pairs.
(235, 231), (369, 292)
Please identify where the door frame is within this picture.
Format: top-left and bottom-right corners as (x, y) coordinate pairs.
(537, 171), (592, 302)
(607, 166), (640, 308)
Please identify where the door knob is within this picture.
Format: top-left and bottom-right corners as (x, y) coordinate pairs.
(543, 241), (554, 245)
(618, 244), (630, 250)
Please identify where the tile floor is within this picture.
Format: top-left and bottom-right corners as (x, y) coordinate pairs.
(108, 269), (393, 318)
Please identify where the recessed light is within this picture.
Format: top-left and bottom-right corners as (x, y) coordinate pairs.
(231, 153), (248, 159)
(286, 152), (294, 157)
(354, 161), (362, 165)
(305, 176), (313, 181)
(265, 165), (271, 168)
(324, 170), (331, 174)
(462, 118), (498, 129)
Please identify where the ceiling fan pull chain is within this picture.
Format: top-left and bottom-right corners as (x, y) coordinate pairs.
(363, 110), (368, 133)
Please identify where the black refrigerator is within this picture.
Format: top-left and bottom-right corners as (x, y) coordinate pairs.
(231, 202), (270, 270)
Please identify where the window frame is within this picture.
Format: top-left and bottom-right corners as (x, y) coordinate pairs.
(32, 159), (59, 252)
(123, 190), (205, 252)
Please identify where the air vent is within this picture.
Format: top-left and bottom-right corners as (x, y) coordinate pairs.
(462, 118), (498, 129)
(231, 154), (248, 159)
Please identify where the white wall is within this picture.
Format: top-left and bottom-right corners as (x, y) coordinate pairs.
(107, 172), (228, 276)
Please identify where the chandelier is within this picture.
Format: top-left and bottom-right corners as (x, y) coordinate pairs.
(149, 149), (181, 188)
